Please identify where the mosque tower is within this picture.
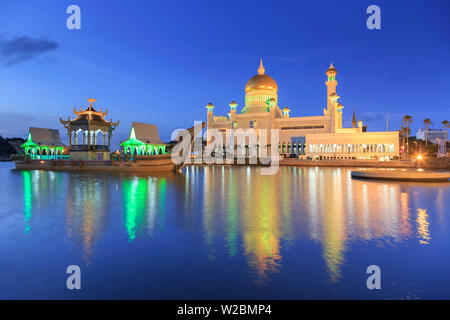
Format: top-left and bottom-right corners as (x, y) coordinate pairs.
(205, 102), (214, 128)
(325, 63), (340, 133)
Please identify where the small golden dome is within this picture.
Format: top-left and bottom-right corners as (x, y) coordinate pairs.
(326, 62), (337, 75)
(245, 59), (278, 93)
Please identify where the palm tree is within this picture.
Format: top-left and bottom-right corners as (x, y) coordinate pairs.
(423, 118), (432, 147)
(402, 115), (413, 156)
(443, 120), (449, 155)
(400, 125), (406, 155)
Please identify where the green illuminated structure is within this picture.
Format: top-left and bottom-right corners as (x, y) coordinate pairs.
(20, 127), (66, 160)
(120, 122), (167, 156)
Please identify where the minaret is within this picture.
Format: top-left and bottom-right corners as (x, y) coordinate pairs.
(205, 102), (215, 147)
(337, 103), (344, 130)
(205, 102), (214, 129)
(229, 101), (237, 129)
(325, 62), (339, 133)
(352, 108), (357, 128)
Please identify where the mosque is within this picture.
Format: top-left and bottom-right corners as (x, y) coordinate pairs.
(205, 60), (399, 160)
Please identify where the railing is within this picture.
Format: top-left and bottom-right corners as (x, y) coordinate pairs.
(11, 154), (70, 161)
(111, 153), (171, 162)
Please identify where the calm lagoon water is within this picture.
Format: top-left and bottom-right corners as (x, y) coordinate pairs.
(0, 162), (449, 299)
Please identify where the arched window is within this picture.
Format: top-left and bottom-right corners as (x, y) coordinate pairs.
(249, 121), (254, 128)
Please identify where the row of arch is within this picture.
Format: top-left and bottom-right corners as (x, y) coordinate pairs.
(207, 142), (395, 157)
(124, 145), (166, 156)
(70, 129), (109, 146)
(279, 142), (306, 155)
(309, 143), (395, 154)
(25, 146), (65, 159)
(209, 142), (306, 157)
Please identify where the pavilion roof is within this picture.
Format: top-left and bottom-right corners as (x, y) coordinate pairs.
(59, 99), (119, 128)
(69, 113), (112, 125)
(120, 122), (167, 146)
(24, 127), (65, 147)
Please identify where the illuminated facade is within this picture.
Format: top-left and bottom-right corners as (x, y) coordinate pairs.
(21, 127), (66, 160)
(120, 121), (167, 156)
(60, 98), (119, 161)
(206, 60), (399, 160)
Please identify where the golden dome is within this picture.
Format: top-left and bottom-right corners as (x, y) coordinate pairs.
(245, 59), (278, 93)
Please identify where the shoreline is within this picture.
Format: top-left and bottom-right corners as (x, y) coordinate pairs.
(5, 156), (450, 171)
(188, 158), (450, 170)
(280, 159), (418, 168)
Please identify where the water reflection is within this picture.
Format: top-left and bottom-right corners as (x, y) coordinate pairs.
(22, 171), (32, 234)
(192, 166), (449, 283)
(122, 176), (167, 241)
(416, 208), (430, 244)
(21, 170), (63, 235)
(241, 169), (282, 283)
(17, 166), (450, 286)
(65, 173), (111, 263)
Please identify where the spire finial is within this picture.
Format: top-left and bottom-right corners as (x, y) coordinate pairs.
(258, 58), (265, 75)
(88, 98), (96, 110)
(352, 108), (357, 128)
(330, 61), (334, 68)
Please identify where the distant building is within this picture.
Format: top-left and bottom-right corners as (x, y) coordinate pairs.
(416, 128), (446, 144)
(120, 121), (167, 155)
(206, 60), (399, 160)
(21, 127), (66, 159)
(437, 138), (447, 157)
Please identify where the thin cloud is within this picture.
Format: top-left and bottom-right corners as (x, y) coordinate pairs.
(0, 34), (59, 66)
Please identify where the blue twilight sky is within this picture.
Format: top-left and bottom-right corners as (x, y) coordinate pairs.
(0, 0), (449, 147)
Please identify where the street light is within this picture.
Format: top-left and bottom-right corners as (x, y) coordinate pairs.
(417, 154), (423, 169)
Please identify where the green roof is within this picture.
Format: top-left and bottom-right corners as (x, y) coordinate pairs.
(20, 133), (39, 148)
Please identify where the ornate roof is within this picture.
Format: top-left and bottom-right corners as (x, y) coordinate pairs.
(60, 98), (119, 127)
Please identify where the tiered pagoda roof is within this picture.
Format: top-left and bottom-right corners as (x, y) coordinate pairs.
(60, 98), (119, 127)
